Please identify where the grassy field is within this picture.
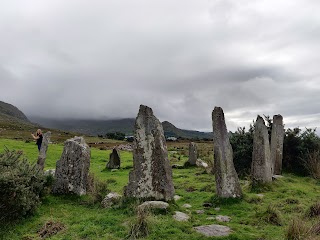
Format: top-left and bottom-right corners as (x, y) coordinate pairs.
(1, 138), (320, 240)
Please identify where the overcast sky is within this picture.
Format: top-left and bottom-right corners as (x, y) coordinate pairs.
(1, 0), (319, 132)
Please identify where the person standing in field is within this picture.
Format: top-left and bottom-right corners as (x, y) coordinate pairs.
(31, 129), (43, 151)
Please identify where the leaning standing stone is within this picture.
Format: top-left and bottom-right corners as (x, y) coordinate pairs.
(106, 148), (121, 169)
(187, 142), (197, 166)
(124, 105), (175, 201)
(271, 115), (284, 175)
(52, 136), (90, 196)
(251, 116), (272, 185)
(212, 107), (242, 198)
(37, 131), (51, 170)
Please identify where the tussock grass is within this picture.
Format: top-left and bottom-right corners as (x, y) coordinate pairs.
(306, 201), (320, 218)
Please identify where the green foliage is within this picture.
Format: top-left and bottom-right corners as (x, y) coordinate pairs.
(0, 148), (45, 221)
(230, 126), (254, 178)
(105, 132), (126, 141)
(283, 128), (320, 175)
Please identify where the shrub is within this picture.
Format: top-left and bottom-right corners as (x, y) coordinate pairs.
(0, 148), (45, 221)
(230, 126), (254, 178)
(286, 218), (320, 240)
(127, 208), (151, 239)
(303, 150), (320, 179)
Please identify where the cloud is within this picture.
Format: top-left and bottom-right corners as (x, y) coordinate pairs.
(0, 0), (319, 132)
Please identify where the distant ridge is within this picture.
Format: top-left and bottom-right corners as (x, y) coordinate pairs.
(0, 101), (30, 123)
(30, 117), (213, 139)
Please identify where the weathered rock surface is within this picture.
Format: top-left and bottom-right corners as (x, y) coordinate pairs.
(212, 107), (242, 198)
(52, 137), (90, 196)
(124, 105), (174, 201)
(137, 201), (169, 211)
(196, 159), (208, 168)
(216, 215), (231, 222)
(106, 148), (121, 169)
(194, 224), (231, 237)
(101, 192), (122, 208)
(173, 211), (190, 222)
(196, 210), (205, 214)
(271, 114), (284, 175)
(187, 142), (197, 165)
(251, 116), (273, 185)
(37, 131), (51, 170)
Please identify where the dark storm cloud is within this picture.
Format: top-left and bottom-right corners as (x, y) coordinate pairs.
(0, 0), (320, 132)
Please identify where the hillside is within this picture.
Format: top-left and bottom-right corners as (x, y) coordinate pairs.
(29, 117), (213, 139)
(0, 101), (31, 123)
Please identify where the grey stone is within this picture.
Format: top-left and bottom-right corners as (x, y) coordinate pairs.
(44, 169), (55, 176)
(124, 105), (175, 201)
(196, 159), (208, 168)
(174, 195), (182, 201)
(256, 194), (264, 198)
(173, 211), (190, 222)
(194, 224), (232, 237)
(271, 115), (284, 175)
(137, 201), (169, 211)
(187, 142), (197, 165)
(101, 192), (122, 208)
(216, 215), (231, 222)
(212, 107), (242, 198)
(206, 217), (215, 220)
(214, 207), (221, 211)
(52, 137), (90, 196)
(182, 203), (192, 208)
(37, 131), (51, 170)
(196, 210), (205, 214)
(272, 175), (284, 180)
(111, 169), (118, 172)
(106, 148), (121, 169)
(252, 116), (273, 185)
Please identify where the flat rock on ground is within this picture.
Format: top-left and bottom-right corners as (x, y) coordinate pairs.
(174, 195), (182, 201)
(194, 224), (232, 237)
(216, 215), (231, 222)
(137, 201), (169, 211)
(173, 211), (190, 222)
(182, 203), (192, 208)
(101, 192), (122, 208)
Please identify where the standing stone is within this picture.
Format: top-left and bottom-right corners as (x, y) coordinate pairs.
(106, 148), (121, 169)
(124, 105), (174, 201)
(37, 131), (51, 170)
(251, 116), (272, 185)
(212, 107), (242, 198)
(52, 136), (90, 196)
(271, 115), (284, 175)
(187, 142), (197, 166)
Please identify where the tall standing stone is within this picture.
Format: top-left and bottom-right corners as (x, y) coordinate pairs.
(124, 105), (174, 201)
(271, 115), (284, 175)
(212, 107), (242, 198)
(37, 131), (51, 170)
(187, 142), (197, 166)
(251, 116), (272, 185)
(106, 148), (121, 169)
(52, 136), (90, 196)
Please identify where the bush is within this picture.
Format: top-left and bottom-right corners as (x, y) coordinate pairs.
(306, 201), (320, 218)
(303, 150), (320, 179)
(0, 148), (45, 221)
(230, 126), (254, 178)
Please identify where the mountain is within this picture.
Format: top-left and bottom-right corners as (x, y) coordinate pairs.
(30, 117), (213, 139)
(0, 101), (31, 123)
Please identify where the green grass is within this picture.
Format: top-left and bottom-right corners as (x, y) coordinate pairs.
(1, 138), (320, 240)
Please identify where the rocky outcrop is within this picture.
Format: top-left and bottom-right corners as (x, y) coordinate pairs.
(124, 105), (174, 201)
(52, 137), (90, 196)
(251, 116), (272, 185)
(271, 114), (284, 175)
(212, 107), (242, 198)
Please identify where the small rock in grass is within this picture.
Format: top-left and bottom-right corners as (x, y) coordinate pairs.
(182, 204), (192, 208)
(194, 224), (231, 237)
(137, 201), (169, 211)
(196, 210), (205, 214)
(174, 195), (182, 201)
(203, 202), (213, 208)
(214, 207), (221, 211)
(101, 192), (122, 208)
(216, 215), (231, 222)
(173, 211), (190, 222)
